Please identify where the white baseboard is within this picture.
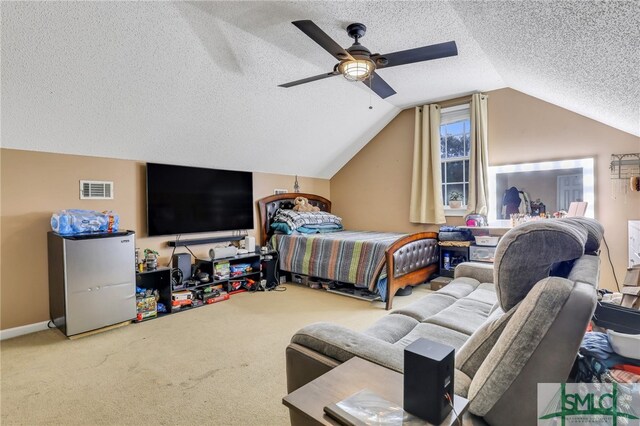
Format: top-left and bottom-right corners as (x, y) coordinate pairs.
(0, 321), (50, 341)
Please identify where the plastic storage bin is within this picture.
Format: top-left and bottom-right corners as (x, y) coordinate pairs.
(474, 236), (500, 246)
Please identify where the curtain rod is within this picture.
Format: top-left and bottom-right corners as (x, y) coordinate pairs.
(438, 95), (473, 108)
(414, 93), (488, 111)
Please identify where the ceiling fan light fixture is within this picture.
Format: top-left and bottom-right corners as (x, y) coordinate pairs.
(339, 59), (374, 81)
(281, 20), (458, 99)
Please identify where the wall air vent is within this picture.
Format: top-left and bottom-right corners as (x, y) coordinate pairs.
(79, 180), (114, 200)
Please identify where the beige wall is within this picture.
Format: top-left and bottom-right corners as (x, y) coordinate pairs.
(331, 88), (640, 291)
(329, 109), (465, 234)
(0, 149), (329, 330)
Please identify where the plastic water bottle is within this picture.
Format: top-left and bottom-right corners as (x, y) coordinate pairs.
(443, 253), (451, 270)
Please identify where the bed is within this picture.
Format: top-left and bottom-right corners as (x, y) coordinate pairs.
(257, 193), (439, 310)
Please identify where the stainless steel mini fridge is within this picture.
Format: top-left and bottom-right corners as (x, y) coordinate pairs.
(48, 231), (136, 336)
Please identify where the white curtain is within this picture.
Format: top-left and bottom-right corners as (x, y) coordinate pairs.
(410, 104), (445, 224)
(467, 93), (489, 216)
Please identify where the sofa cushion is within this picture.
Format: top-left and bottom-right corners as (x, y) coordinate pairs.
(362, 314), (419, 344)
(455, 369), (472, 398)
(392, 293), (457, 322)
(455, 306), (516, 379)
(454, 262), (494, 284)
(463, 286), (498, 306)
(394, 322), (470, 351)
(477, 282), (495, 292)
(436, 278), (480, 299)
(424, 298), (494, 335)
(494, 220), (586, 311)
(291, 323), (404, 371)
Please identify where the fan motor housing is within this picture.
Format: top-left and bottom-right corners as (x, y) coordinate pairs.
(346, 44), (371, 58)
(346, 23), (367, 40)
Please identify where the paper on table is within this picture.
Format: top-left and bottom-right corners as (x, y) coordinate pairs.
(323, 388), (429, 426)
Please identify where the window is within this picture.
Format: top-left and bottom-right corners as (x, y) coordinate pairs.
(440, 104), (471, 208)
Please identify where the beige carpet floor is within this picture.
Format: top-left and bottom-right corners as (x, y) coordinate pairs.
(1, 283), (432, 425)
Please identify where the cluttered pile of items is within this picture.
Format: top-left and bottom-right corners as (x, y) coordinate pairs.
(214, 262), (258, 292)
(170, 286), (229, 311)
(135, 287), (166, 321)
(576, 330), (639, 383)
(438, 226), (474, 271)
(578, 267), (640, 383)
(437, 215), (498, 278)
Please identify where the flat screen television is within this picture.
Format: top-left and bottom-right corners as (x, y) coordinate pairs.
(146, 163), (254, 236)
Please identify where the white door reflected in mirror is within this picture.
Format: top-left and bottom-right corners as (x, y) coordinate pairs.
(557, 174), (583, 212)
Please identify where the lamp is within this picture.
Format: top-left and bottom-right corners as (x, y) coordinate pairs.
(339, 59), (374, 81)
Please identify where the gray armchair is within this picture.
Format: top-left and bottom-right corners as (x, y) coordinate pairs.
(454, 218), (602, 424)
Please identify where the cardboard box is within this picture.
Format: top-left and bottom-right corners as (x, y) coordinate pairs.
(135, 295), (157, 321)
(621, 286), (640, 309)
(430, 277), (452, 292)
(623, 267), (640, 287)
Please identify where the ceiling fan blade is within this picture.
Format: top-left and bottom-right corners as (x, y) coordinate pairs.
(278, 71), (340, 88)
(362, 73), (396, 99)
(292, 20), (354, 61)
(373, 41), (458, 69)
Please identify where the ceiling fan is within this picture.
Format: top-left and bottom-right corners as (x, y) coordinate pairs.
(278, 20), (458, 99)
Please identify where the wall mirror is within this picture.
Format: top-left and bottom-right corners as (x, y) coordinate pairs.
(488, 158), (595, 222)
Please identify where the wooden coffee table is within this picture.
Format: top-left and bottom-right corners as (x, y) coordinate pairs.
(282, 357), (469, 426)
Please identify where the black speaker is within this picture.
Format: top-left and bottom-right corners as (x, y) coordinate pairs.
(172, 253), (192, 282)
(403, 338), (455, 424)
(261, 256), (277, 288)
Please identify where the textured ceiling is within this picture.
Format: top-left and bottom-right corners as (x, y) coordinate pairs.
(1, 1), (638, 179)
(450, 0), (640, 139)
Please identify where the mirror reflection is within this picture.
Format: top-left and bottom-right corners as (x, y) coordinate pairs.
(496, 167), (583, 219)
(488, 158), (595, 222)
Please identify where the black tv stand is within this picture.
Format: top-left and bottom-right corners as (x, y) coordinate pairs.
(167, 235), (244, 247)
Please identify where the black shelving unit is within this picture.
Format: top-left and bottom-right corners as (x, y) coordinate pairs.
(439, 246), (470, 278)
(195, 252), (262, 293)
(136, 267), (172, 314)
(133, 252), (273, 321)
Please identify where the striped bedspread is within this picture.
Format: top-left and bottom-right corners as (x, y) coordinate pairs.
(272, 230), (407, 290)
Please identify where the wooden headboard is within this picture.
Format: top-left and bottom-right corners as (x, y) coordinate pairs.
(256, 193), (331, 245)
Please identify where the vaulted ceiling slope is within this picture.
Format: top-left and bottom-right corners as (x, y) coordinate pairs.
(1, 2), (638, 179)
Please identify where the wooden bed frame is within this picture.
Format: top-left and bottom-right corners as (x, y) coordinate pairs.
(257, 193), (438, 310)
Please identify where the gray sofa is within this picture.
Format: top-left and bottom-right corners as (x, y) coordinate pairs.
(286, 217), (603, 425)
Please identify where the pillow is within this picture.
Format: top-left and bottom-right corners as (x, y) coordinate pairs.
(297, 224), (344, 234)
(270, 222), (293, 235)
(272, 209), (342, 232)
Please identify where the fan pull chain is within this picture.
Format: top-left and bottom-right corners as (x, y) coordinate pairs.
(369, 75), (373, 110)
